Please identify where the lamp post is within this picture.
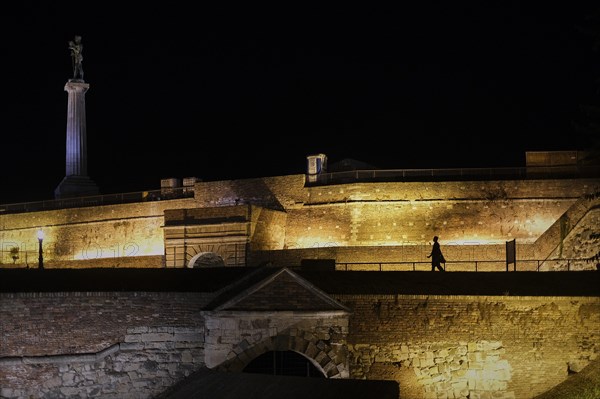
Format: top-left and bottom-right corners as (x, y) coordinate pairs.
(37, 229), (44, 269)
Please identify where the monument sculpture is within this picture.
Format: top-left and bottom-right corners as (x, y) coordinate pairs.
(54, 35), (99, 199)
(68, 35), (84, 81)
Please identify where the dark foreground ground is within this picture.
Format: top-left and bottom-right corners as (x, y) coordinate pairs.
(156, 369), (400, 399)
(1, 267), (599, 297)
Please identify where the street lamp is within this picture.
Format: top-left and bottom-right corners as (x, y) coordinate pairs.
(37, 229), (44, 269)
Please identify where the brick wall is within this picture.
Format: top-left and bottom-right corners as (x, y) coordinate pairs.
(0, 291), (212, 398)
(1, 291), (599, 398)
(334, 294), (600, 399)
(0, 326), (205, 399)
(0, 292), (211, 357)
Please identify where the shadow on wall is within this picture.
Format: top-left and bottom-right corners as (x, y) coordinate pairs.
(224, 179), (286, 211)
(533, 358), (600, 399)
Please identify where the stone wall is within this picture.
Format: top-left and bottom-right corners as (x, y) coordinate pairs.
(304, 179), (598, 204)
(547, 207), (600, 265)
(195, 176), (599, 250)
(0, 198), (195, 267)
(0, 291), (211, 399)
(1, 290), (598, 399)
(283, 199), (569, 249)
(0, 292), (210, 357)
(193, 175), (308, 210)
(1, 176), (598, 270)
(202, 311), (350, 378)
(289, 179), (599, 248)
(335, 294), (600, 399)
(0, 326), (204, 399)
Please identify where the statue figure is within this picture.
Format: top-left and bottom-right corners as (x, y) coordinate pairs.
(68, 35), (84, 81)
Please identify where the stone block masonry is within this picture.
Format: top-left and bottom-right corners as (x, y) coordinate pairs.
(0, 292), (600, 399)
(336, 294), (600, 399)
(0, 291), (212, 398)
(0, 198), (195, 267)
(0, 326), (205, 399)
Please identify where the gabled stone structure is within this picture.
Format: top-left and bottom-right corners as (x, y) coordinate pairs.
(202, 268), (351, 377)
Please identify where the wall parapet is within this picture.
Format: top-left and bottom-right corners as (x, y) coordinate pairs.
(0, 343), (120, 366)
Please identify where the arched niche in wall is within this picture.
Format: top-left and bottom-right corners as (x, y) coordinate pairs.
(188, 252), (225, 268)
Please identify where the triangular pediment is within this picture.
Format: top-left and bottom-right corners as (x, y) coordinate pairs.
(212, 268), (351, 313)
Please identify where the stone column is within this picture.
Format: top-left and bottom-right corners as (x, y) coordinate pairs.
(54, 80), (99, 199)
(65, 81), (88, 176)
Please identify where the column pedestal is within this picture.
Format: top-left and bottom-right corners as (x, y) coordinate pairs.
(54, 175), (99, 199)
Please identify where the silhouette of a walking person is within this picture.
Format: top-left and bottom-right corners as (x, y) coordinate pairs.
(69, 35), (84, 81)
(427, 236), (445, 271)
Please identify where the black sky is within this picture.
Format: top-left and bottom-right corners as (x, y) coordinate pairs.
(1, 3), (599, 203)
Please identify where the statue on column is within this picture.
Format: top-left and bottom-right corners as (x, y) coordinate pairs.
(68, 35), (84, 81)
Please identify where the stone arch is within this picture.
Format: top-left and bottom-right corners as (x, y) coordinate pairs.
(187, 252), (225, 268)
(216, 330), (347, 379)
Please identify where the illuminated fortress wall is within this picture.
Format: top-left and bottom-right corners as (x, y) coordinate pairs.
(1, 290), (598, 398)
(286, 178), (596, 248)
(0, 198), (196, 268)
(194, 175), (598, 269)
(338, 294), (600, 399)
(0, 173), (598, 269)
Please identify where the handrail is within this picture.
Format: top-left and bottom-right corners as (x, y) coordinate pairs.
(336, 258), (599, 272)
(0, 187), (194, 215)
(2, 165), (597, 213)
(306, 165), (600, 186)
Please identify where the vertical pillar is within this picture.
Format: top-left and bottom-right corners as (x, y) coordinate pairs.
(65, 81), (89, 176)
(54, 80), (98, 199)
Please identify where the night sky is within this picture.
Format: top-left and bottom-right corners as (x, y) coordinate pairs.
(1, 3), (599, 204)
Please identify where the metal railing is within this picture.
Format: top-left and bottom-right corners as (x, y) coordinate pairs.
(0, 187), (194, 215)
(2, 165), (597, 213)
(336, 258), (599, 272)
(2, 256), (597, 271)
(307, 165), (600, 186)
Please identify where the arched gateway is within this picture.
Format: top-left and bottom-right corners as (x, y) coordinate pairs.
(243, 350), (325, 377)
(201, 268), (352, 379)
